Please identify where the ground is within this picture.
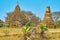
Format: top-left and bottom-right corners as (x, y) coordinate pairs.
(0, 27), (60, 40)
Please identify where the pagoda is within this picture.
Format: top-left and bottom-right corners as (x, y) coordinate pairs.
(37, 6), (56, 28)
(5, 2), (27, 27)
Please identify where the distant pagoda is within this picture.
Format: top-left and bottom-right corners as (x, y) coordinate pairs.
(5, 2), (27, 27)
(37, 6), (56, 28)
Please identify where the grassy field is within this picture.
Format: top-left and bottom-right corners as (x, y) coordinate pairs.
(0, 27), (24, 40)
(0, 27), (60, 40)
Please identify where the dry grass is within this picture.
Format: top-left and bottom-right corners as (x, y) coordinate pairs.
(0, 27), (60, 40)
(0, 27), (24, 40)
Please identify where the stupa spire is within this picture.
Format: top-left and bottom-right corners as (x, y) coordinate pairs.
(46, 6), (50, 13)
(14, 1), (20, 12)
(16, 1), (19, 5)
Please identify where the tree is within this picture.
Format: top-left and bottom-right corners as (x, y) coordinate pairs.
(26, 11), (40, 26)
(38, 24), (48, 38)
(52, 12), (60, 27)
(23, 26), (31, 40)
(0, 19), (4, 27)
(52, 12), (60, 21)
(5, 11), (40, 27)
(55, 20), (60, 28)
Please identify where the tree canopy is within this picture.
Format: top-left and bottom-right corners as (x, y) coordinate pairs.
(51, 12), (60, 27)
(5, 11), (40, 27)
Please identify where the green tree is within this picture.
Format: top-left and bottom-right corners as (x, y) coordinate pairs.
(38, 24), (48, 38)
(55, 20), (60, 28)
(0, 19), (4, 27)
(23, 26), (31, 40)
(25, 21), (35, 27)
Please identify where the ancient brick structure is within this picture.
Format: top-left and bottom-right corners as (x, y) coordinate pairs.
(5, 2), (56, 28)
(37, 6), (56, 28)
(5, 3), (27, 27)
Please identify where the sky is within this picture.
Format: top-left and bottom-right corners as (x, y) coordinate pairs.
(0, 0), (60, 21)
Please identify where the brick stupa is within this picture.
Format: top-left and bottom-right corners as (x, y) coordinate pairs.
(37, 6), (56, 28)
(5, 2), (27, 27)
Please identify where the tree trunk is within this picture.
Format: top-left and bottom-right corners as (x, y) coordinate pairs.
(40, 30), (45, 38)
(24, 34), (27, 40)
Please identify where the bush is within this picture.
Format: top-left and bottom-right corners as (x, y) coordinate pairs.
(4, 24), (10, 27)
(0, 23), (3, 27)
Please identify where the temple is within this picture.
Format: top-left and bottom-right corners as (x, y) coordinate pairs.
(5, 2), (56, 28)
(5, 2), (27, 27)
(37, 6), (56, 28)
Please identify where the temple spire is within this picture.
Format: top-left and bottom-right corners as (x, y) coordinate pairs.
(46, 6), (50, 13)
(16, 1), (19, 5)
(14, 1), (20, 12)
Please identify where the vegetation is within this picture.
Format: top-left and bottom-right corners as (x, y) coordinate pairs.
(38, 24), (48, 38)
(0, 3), (60, 40)
(23, 26), (31, 40)
(5, 11), (40, 27)
(0, 19), (4, 27)
(52, 12), (60, 27)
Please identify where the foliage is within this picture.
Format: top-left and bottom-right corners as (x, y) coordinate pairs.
(25, 21), (35, 27)
(22, 26), (31, 40)
(38, 24), (47, 31)
(52, 12), (60, 21)
(52, 12), (60, 27)
(3, 24), (10, 27)
(23, 26), (31, 34)
(55, 20), (60, 27)
(38, 24), (48, 39)
(0, 19), (4, 27)
(5, 11), (40, 27)
(0, 24), (3, 27)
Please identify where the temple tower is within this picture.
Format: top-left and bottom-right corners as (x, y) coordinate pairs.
(5, 2), (21, 27)
(37, 6), (56, 28)
(5, 2), (28, 27)
(14, 2), (20, 13)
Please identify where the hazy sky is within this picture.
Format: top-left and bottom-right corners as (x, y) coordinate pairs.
(0, 0), (60, 21)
